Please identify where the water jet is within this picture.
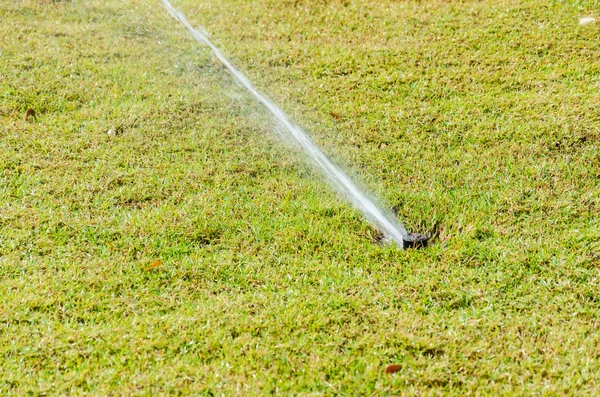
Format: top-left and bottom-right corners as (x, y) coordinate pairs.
(160, 0), (424, 249)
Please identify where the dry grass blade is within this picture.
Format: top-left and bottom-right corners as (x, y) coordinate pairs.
(145, 259), (162, 271)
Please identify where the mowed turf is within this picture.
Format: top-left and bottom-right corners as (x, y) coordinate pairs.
(1, 0), (599, 395)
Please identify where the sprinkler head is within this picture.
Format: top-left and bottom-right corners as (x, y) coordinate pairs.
(402, 233), (429, 249)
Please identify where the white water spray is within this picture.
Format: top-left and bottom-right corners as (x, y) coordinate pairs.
(160, 0), (408, 246)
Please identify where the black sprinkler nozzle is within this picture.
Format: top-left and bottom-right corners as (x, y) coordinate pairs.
(402, 233), (429, 249)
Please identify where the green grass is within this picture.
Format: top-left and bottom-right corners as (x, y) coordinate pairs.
(1, 0), (600, 395)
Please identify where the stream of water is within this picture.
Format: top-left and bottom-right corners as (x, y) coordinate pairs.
(160, 0), (408, 246)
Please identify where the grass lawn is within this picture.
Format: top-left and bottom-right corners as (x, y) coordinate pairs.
(1, 0), (599, 394)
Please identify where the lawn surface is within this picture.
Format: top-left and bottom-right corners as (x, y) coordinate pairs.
(1, 0), (599, 395)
